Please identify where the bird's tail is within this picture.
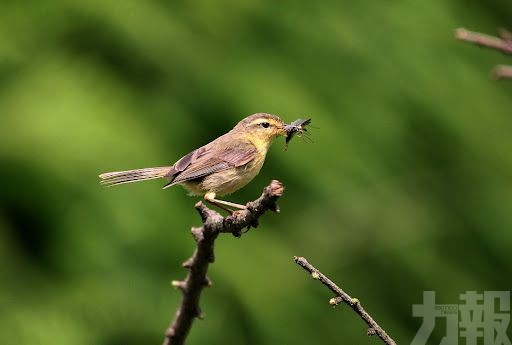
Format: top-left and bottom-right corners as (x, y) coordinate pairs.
(99, 166), (171, 186)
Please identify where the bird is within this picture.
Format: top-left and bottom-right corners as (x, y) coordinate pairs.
(99, 113), (296, 212)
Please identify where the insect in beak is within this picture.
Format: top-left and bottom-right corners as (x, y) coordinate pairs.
(284, 118), (312, 150)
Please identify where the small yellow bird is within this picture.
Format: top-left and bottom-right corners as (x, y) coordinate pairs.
(99, 113), (309, 212)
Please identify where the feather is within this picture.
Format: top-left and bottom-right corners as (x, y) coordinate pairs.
(99, 167), (170, 186)
(162, 142), (257, 189)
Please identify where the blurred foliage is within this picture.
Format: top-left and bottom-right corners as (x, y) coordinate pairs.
(1, 1), (512, 344)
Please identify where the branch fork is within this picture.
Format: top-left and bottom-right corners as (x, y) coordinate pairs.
(162, 180), (284, 345)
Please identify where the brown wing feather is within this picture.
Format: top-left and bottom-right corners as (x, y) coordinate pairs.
(219, 145), (258, 166)
(170, 160), (230, 184)
(164, 141), (257, 188)
(164, 145), (211, 178)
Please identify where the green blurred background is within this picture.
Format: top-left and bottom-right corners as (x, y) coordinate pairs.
(1, 1), (512, 344)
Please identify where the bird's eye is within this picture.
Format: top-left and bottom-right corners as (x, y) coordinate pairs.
(260, 122), (270, 128)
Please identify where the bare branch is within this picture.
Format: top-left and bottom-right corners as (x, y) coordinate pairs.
(162, 180), (285, 345)
(293, 256), (397, 345)
(493, 65), (512, 80)
(455, 28), (512, 54)
(455, 27), (512, 80)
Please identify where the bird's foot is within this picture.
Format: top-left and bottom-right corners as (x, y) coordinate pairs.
(204, 192), (247, 214)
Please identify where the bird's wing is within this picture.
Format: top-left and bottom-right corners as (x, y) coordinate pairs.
(164, 141), (257, 187)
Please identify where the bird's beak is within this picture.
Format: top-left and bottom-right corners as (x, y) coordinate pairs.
(277, 124), (287, 137)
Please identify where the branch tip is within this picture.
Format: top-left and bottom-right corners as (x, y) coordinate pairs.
(194, 202), (213, 223)
(454, 27), (469, 40)
(182, 258), (193, 268)
(294, 256), (307, 266)
(171, 280), (186, 291)
(268, 180), (285, 196)
(493, 65), (512, 80)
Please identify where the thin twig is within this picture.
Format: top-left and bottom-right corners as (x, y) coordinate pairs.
(455, 28), (512, 54)
(493, 65), (512, 80)
(455, 27), (512, 80)
(162, 180), (285, 345)
(293, 256), (397, 345)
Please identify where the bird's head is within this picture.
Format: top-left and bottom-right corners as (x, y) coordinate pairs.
(234, 113), (286, 150)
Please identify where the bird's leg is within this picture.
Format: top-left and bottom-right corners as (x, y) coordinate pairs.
(204, 192), (247, 213)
